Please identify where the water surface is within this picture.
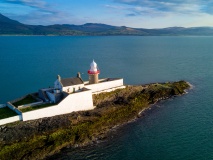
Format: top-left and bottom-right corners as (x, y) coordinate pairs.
(0, 36), (213, 160)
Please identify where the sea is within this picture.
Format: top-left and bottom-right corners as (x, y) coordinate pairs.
(0, 36), (213, 160)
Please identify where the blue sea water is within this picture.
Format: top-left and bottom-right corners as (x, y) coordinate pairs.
(1, 36), (213, 159)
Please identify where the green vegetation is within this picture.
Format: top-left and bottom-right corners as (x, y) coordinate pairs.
(19, 103), (54, 112)
(0, 81), (190, 160)
(12, 95), (37, 107)
(0, 107), (17, 119)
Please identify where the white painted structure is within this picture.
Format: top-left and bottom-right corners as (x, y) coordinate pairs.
(21, 77), (124, 121)
(0, 115), (21, 126)
(54, 75), (84, 94)
(85, 78), (124, 94)
(62, 84), (84, 93)
(0, 60), (125, 125)
(22, 89), (94, 121)
(89, 60), (99, 73)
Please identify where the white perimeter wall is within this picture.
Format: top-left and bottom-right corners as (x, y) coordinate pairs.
(0, 115), (21, 126)
(85, 79), (124, 93)
(22, 90), (94, 121)
(8, 78), (124, 122)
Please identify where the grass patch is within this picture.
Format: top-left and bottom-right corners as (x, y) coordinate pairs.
(13, 95), (37, 107)
(20, 103), (55, 112)
(0, 107), (17, 119)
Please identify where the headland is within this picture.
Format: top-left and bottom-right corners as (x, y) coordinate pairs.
(0, 80), (190, 160)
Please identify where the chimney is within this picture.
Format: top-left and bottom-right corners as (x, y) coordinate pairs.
(77, 72), (81, 78)
(57, 75), (61, 82)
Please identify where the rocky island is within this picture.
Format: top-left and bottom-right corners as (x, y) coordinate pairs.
(0, 80), (190, 160)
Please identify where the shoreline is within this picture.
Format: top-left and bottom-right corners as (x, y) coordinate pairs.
(47, 81), (192, 159)
(58, 82), (193, 145)
(47, 88), (191, 159)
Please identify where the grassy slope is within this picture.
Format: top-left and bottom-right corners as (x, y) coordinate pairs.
(19, 103), (55, 113)
(13, 95), (37, 107)
(0, 81), (190, 160)
(0, 107), (17, 119)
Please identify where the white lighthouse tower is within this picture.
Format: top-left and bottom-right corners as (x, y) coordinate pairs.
(88, 60), (100, 84)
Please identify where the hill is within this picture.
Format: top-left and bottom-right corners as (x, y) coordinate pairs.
(1, 13), (213, 36)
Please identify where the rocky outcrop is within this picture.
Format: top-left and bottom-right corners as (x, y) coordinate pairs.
(0, 81), (190, 160)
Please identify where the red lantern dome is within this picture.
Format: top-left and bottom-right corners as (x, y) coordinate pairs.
(88, 60), (100, 74)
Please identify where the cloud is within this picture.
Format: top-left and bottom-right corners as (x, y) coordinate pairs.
(126, 13), (137, 16)
(0, 0), (76, 25)
(113, 0), (213, 16)
(103, 0), (213, 28)
(105, 3), (166, 17)
(1, 0), (55, 14)
(105, 4), (125, 10)
(2, 0), (46, 9)
(1, 0), (213, 27)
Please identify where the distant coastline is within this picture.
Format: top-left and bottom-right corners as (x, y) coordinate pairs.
(1, 13), (213, 36)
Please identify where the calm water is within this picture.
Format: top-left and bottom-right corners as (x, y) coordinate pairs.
(1, 36), (213, 159)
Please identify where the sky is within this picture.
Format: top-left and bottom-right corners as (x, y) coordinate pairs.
(1, 0), (213, 28)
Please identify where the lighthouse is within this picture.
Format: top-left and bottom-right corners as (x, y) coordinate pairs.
(88, 60), (100, 84)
